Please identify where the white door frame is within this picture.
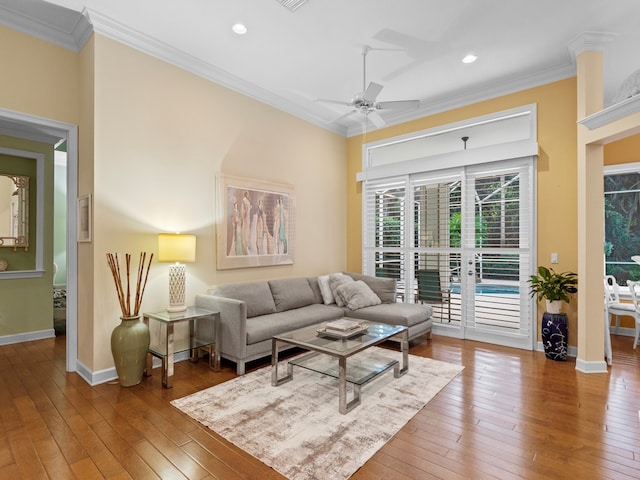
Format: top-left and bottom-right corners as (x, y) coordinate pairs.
(0, 108), (78, 372)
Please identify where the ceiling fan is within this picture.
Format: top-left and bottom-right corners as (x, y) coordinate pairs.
(316, 45), (420, 128)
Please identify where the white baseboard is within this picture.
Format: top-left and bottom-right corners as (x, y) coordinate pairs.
(0, 328), (55, 345)
(78, 350), (192, 386)
(575, 358), (608, 374)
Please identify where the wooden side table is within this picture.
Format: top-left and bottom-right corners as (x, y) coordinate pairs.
(143, 306), (220, 388)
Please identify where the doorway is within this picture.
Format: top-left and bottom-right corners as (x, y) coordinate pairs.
(0, 108), (78, 371)
(363, 158), (535, 350)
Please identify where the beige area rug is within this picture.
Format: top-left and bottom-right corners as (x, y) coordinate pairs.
(171, 347), (463, 480)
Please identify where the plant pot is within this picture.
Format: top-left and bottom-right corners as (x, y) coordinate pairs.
(545, 299), (563, 314)
(111, 316), (150, 387)
(541, 311), (568, 361)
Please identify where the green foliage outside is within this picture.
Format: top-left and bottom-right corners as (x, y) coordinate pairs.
(604, 173), (640, 283)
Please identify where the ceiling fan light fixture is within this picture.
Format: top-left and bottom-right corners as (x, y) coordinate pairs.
(232, 23), (248, 35)
(462, 54), (478, 64)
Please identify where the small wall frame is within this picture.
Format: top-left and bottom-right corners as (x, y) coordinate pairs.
(77, 194), (92, 243)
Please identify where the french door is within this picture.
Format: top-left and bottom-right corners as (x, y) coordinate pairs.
(363, 158), (535, 349)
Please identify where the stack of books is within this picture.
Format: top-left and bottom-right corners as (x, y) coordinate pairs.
(325, 319), (362, 333)
(317, 319), (368, 338)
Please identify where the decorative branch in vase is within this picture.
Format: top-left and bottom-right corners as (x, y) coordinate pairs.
(106, 252), (153, 318)
(106, 252), (154, 387)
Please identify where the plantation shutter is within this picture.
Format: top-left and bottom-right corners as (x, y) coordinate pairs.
(463, 163), (533, 342)
(363, 176), (407, 299)
(363, 160), (534, 349)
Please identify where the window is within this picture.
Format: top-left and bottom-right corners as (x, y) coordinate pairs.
(604, 163), (640, 283)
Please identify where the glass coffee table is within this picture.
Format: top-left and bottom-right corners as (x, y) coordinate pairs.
(271, 320), (408, 414)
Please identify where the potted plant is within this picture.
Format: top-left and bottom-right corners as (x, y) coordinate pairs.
(529, 266), (577, 361)
(529, 266), (578, 314)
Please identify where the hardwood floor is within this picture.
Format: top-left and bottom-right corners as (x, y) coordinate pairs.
(0, 333), (639, 479)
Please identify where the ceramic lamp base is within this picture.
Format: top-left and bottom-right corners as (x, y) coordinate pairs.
(167, 304), (187, 313)
(167, 263), (187, 312)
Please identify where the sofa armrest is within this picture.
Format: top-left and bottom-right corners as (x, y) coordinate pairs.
(195, 293), (248, 360)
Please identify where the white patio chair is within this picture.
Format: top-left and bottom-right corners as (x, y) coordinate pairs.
(625, 280), (640, 350)
(602, 276), (622, 365)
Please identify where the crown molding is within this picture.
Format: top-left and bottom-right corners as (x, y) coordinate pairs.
(84, 9), (347, 136)
(567, 31), (618, 59)
(579, 94), (640, 130)
(346, 61), (576, 137)
(2, 4), (602, 140)
(0, 3), (91, 52)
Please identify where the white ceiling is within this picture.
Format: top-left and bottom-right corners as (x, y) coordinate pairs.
(1, 0), (640, 137)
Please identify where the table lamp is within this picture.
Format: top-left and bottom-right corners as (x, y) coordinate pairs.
(158, 233), (196, 312)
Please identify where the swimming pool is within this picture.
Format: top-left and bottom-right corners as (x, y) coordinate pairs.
(450, 284), (520, 295)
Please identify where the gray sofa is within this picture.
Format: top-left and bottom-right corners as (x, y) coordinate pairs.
(195, 272), (433, 375)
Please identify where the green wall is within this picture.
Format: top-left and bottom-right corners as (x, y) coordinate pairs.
(0, 135), (54, 337)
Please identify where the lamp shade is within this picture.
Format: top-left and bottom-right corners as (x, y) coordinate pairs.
(158, 233), (196, 263)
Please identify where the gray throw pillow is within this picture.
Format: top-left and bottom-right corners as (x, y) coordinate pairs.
(269, 278), (316, 312)
(328, 273), (354, 307)
(212, 282), (276, 318)
(335, 280), (382, 310)
(343, 272), (396, 304)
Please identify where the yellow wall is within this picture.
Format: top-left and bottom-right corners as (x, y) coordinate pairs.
(605, 133), (640, 165)
(0, 26), (79, 124)
(346, 78), (579, 344)
(0, 27), (347, 374)
(88, 36), (347, 371)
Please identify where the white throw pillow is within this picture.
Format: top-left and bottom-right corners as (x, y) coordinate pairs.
(335, 280), (382, 310)
(317, 274), (336, 305)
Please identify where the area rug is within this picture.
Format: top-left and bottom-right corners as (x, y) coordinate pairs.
(171, 347), (463, 480)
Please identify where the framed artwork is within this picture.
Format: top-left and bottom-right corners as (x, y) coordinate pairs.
(217, 175), (295, 270)
(77, 194), (92, 243)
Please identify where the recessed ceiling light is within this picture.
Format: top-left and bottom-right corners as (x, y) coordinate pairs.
(232, 23), (248, 35)
(462, 54), (478, 64)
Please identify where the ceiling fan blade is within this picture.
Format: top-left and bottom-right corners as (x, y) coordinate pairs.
(314, 99), (354, 107)
(366, 110), (386, 128)
(332, 109), (358, 123)
(362, 82), (383, 102)
(376, 99), (420, 110)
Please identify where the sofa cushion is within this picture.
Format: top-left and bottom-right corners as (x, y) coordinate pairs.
(335, 280), (382, 310)
(269, 278), (317, 312)
(306, 277), (324, 305)
(329, 273), (355, 307)
(345, 302), (433, 328)
(211, 281), (276, 318)
(343, 272), (397, 304)
(245, 304), (345, 344)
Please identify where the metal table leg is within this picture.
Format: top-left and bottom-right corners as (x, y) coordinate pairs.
(271, 339), (293, 386)
(164, 322), (174, 388)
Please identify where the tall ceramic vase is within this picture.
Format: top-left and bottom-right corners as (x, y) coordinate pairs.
(542, 300), (568, 361)
(111, 316), (150, 387)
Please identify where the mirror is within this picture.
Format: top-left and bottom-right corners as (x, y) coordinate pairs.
(0, 174), (29, 249)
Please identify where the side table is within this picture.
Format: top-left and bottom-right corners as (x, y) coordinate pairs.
(143, 306), (220, 388)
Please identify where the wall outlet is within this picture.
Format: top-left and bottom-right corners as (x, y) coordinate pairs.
(551, 253), (558, 264)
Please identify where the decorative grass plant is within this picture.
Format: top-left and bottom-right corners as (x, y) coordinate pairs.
(106, 252), (154, 318)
